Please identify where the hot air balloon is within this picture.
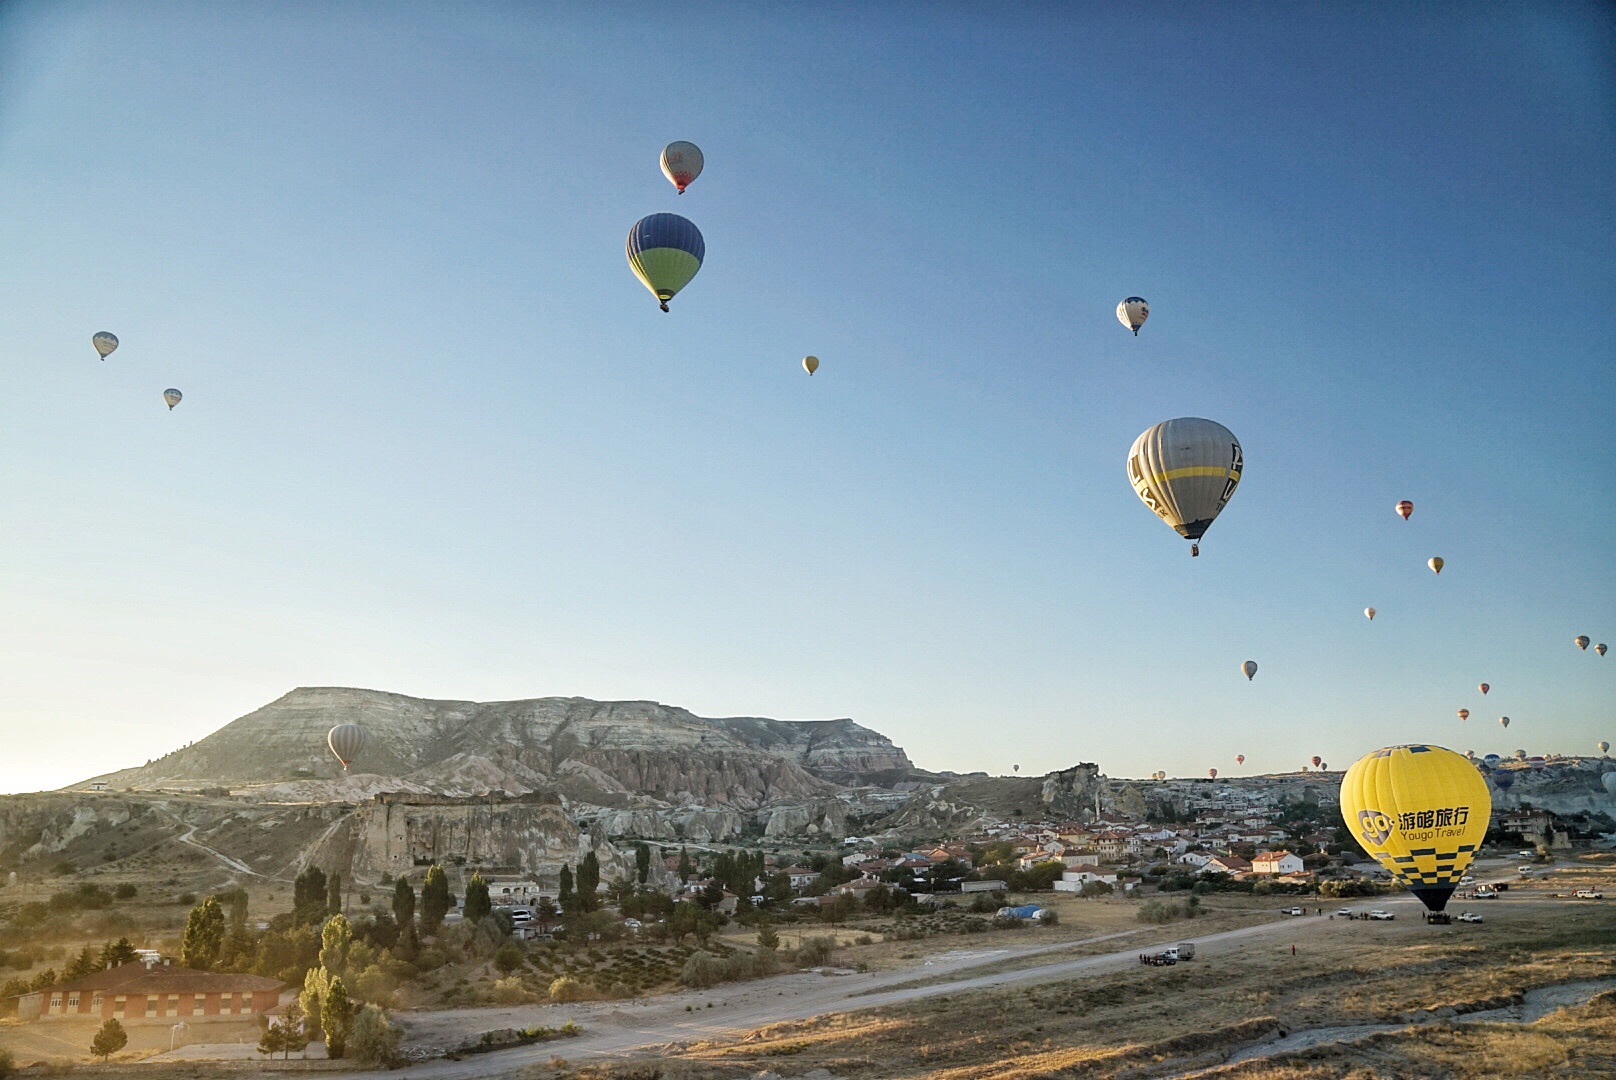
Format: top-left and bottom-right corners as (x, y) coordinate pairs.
(1466, 750), (1476, 759)
(1321, 762), (1328, 771)
(327, 723), (365, 771)
(163, 388), (182, 410)
(802, 355), (819, 376)
(1311, 755), (1322, 768)
(1339, 744), (1490, 913)
(1208, 768), (1218, 779)
(1365, 607), (1376, 620)
(627, 213), (704, 312)
(1457, 709), (1470, 721)
(1428, 557), (1444, 575)
(1500, 716), (1510, 728)
(92, 332), (118, 360)
(660, 141), (704, 194)
(1598, 644), (1608, 657)
(1494, 769), (1516, 792)
(1396, 500), (1413, 520)
(1483, 754), (1502, 769)
(1514, 749), (1527, 761)
(1242, 660), (1258, 681)
(1013, 763), (1020, 773)
(1599, 741), (1610, 755)
(1575, 635), (1591, 651)
(1604, 772), (1616, 797)
(1236, 754), (1246, 766)
(1528, 755), (1545, 772)
(1127, 418), (1242, 557)
(1479, 683), (1490, 695)
(1116, 297), (1149, 335)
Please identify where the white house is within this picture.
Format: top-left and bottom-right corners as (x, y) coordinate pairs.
(1251, 850), (1305, 875)
(1052, 867), (1119, 892)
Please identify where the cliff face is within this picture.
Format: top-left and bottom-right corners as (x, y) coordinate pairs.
(80, 689), (915, 810)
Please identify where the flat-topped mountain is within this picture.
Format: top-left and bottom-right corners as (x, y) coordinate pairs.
(83, 688), (918, 808)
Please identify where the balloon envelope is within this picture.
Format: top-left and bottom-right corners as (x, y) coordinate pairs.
(1598, 644), (1608, 657)
(1116, 297), (1149, 334)
(1311, 756), (1322, 768)
(92, 331), (118, 359)
(1127, 418), (1242, 552)
(627, 213), (704, 311)
(1483, 754), (1501, 768)
(660, 141), (704, 193)
(327, 723), (365, 771)
(1500, 716), (1510, 728)
(1494, 770), (1516, 791)
(1457, 709), (1469, 721)
(1242, 660), (1258, 681)
(1365, 607), (1376, 620)
(1479, 683), (1490, 695)
(1208, 768), (1218, 779)
(1236, 754), (1246, 765)
(1599, 741), (1610, 755)
(1396, 500), (1413, 520)
(163, 388), (182, 410)
(1575, 635), (1590, 650)
(802, 355), (819, 375)
(1339, 744), (1490, 912)
(1428, 556), (1444, 574)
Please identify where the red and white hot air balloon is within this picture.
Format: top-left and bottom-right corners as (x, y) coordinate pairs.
(1458, 708), (1470, 721)
(1208, 768), (1218, 779)
(1311, 755), (1322, 768)
(1236, 754), (1246, 766)
(1479, 683), (1490, 695)
(1396, 500), (1414, 520)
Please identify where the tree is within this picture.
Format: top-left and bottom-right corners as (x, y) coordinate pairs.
(300, 966), (329, 1039)
(678, 846), (693, 883)
(293, 867), (329, 925)
(493, 942), (524, 975)
(257, 1020), (286, 1059)
(419, 865), (450, 935)
(90, 1018), (127, 1060)
(392, 877), (415, 931)
(319, 914), (353, 977)
(756, 923), (780, 950)
(558, 865), (574, 909)
(181, 896), (227, 971)
(575, 849), (601, 906)
(536, 896), (559, 932)
(327, 872), (342, 916)
(265, 999), (309, 1060)
(347, 1003), (401, 1066)
(322, 976), (354, 1058)
(67, 945), (99, 979)
(100, 937), (138, 969)
(464, 872), (491, 924)
(636, 842), (652, 884)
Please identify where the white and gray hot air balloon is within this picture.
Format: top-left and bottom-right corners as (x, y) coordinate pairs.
(92, 332), (119, 360)
(327, 723), (365, 771)
(1127, 418), (1243, 557)
(1116, 297), (1149, 335)
(163, 389), (182, 410)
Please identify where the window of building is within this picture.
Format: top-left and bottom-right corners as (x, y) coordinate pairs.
(50, 993), (63, 1013)
(148, 995), (160, 1015)
(67, 992), (80, 1011)
(167, 993), (179, 1017)
(193, 995), (205, 1016)
(113, 995), (126, 1016)
(91, 991), (104, 1012)
(221, 992), (233, 1015)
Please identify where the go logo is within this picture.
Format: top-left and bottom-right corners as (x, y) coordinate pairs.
(1357, 809), (1393, 846)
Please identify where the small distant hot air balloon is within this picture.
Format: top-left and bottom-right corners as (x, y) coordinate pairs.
(802, 355), (819, 376)
(1428, 557), (1444, 575)
(1597, 644), (1608, 657)
(1514, 749), (1527, 761)
(1365, 607), (1376, 620)
(1494, 770), (1516, 792)
(1311, 755), (1322, 768)
(627, 213), (705, 312)
(1599, 741), (1611, 755)
(1528, 755), (1545, 772)
(1116, 297), (1149, 335)
(1466, 750), (1476, 759)
(1479, 683), (1490, 695)
(1236, 754), (1246, 766)
(1575, 635), (1591, 651)
(660, 141), (704, 194)
(1457, 709), (1470, 721)
(1208, 768), (1218, 779)
(1242, 660), (1258, 681)
(92, 331), (118, 360)
(1013, 763), (1020, 773)
(327, 723), (365, 771)
(1499, 716), (1510, 729)
(163, 388), (182, 410)
(1483, 753), (1502, 769)
(1127, 418), (1242, 557)
(1396, 500), (1413, 520)
(1321, 762), (1328, 771)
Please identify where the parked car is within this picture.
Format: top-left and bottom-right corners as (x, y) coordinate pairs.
(1456, 912), (1484, 923)
(1517, 866), (1533, 874)
(1474, 885), (1498, 898)
(1282, 906), (1305, 916)
(1574, 889), (1603, 899)
(1459, 875), (1475, 884)
(1367, 909), (1395, 920)
(1336, 908), (1352, 917)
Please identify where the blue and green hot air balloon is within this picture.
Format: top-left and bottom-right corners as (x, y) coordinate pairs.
(627, 213), (704, 312)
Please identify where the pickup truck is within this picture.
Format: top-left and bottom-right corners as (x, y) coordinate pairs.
(1140, 942), (1196, 965)
(1367, 909), (1395, 920)
(1574, 889), (1604, 899)
(1456, 911), (1484, 923)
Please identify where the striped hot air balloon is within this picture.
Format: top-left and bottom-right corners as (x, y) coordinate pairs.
(328, 723), (365, 771)
(627, 213), (704, 312)
(1127, 418), (1242, 557)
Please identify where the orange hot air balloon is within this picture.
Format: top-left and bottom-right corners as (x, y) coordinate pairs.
(1479, 683), (1490, 695)
(1396, 500), (1413, 520)
(1208, 768), (1218, 779)
(1236, 754), (1246, 765)
(1458, 709), (1470, 721)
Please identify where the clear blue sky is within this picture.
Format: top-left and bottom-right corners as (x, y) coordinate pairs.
(1, 3), (1612, 793)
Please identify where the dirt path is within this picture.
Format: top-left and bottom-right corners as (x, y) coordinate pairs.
(167, 816), (263, 878)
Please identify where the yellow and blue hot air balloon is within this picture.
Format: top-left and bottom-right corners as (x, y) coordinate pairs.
(627, 213), (704, 312)
(1339, 744), (1490, 913)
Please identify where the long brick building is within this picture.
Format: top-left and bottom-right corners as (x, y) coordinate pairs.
(14, 958), (285, 1023)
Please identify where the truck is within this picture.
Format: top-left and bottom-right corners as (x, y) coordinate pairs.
(1140, 942), (1196, 965)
